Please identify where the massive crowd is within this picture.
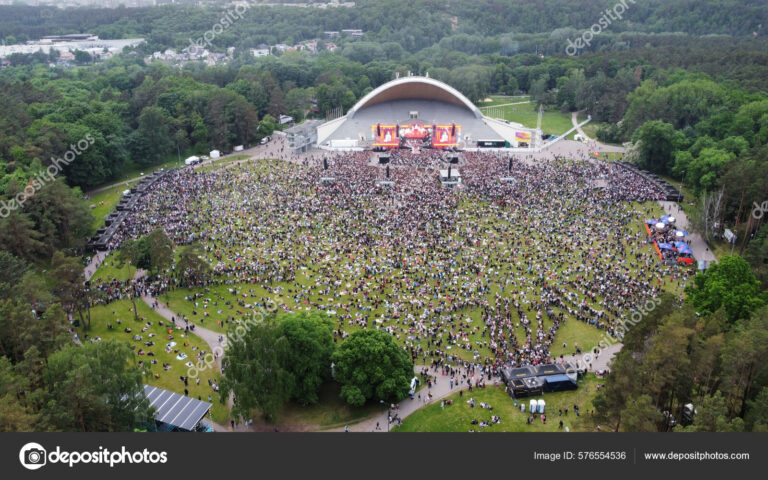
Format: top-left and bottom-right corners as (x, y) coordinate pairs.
(94, 143), (691, 377)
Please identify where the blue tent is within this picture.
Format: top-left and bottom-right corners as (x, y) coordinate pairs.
(658, 243), (675, 250)
(675, 230), (690, 237)
(674, 241), (693, 254)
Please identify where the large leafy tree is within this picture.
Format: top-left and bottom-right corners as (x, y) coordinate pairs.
(720, 306), (768, 418)
(0, 356), (39, 431)
(0, 210), (46, 262)
(0, 251), (27, 299)
(332, 329), (412, 407)
(128, 106), (174, 167)
(0, 299), (69, 364)
(143, 228), (174, 276)
(685, 255), (765, 324)
(41, 340), (152, 432)
(631, 120), (685, 175)
(220, 312), (336, 418)
(176, 243), (212, 286)
(280, 312), (335, 405)
(220, 318), (293, 421)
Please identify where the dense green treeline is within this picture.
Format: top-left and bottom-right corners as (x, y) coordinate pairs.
(1, 0), (765, 51)
(592, 257), (768, 432)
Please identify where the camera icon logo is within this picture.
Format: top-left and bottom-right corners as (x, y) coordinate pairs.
(19, 442), (47, 470)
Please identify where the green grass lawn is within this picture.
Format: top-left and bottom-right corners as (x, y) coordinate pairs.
(394, 374), (604, 432)
(87, 180), (139, 230)
(161, 283), (286, 334)
(152, 198), (683, 362)
(91, 251), (138, 282)
(548, 319), (607, 358)
(477, 95), (531, 107)
(482, 101), (573, 136)
(80, 300), (230, 425)
(81, 159), (690, 430)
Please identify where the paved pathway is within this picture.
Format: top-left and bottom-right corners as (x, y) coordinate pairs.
(84, 250), (109, 281)
(328, 342), (621, 433)
(140, 293), (226, 369)
(570, 110), (626, 153)
(327, 366), (493, 432)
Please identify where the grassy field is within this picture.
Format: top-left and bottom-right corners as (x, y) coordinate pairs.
(394, 374), (604, 432)
(480, 101), (574, 136)
(87, 154), (252, 230)
(548, 319), (607, 358)
(477, 95), (531, 107)
(80, 300), (230, 425)
(151, 198), (683, 361)
(91, 251), (138, 282)
(87, 180), (139, 230)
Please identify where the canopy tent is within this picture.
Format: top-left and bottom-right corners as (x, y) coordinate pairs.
(674, 241), (693, 254)
(675, 230), (690, 237)
(143, 385), (211, 431)
(658, 243), (675, 250)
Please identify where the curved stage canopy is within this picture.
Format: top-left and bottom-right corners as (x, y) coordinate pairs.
(316, 75), (536, 150)
(347, 76), (483, 120)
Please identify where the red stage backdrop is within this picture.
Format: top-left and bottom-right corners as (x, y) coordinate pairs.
(372, 124), (399, 148)
(432, 125), (460, 148)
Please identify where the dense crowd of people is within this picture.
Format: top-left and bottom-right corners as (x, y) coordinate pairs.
(93, 142), (690, 377)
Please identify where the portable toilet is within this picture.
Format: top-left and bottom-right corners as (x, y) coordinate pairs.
(529, 400), (536, 413)
(520, 403), (526, 413)
(538, 399), (545, 414)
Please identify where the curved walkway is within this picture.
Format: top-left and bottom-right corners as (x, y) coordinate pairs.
(329, 343), (621, 433)
(570, 110), (626, 153)
(82, 137), (633, 433)
(140, 294), (226, 369)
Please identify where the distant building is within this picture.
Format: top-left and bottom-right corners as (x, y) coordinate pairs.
(284, 119), (324, 154)
(341, 29), (364, 38)
(41, 34), (99, 42)
(251, 48), (270, 57)
(324, 31), (340, 39)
